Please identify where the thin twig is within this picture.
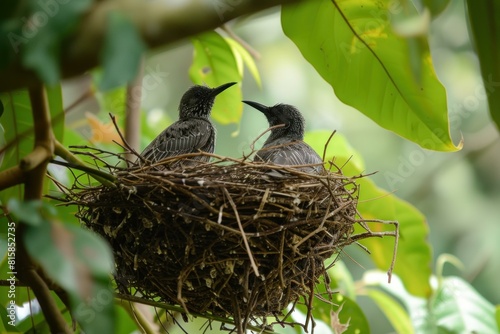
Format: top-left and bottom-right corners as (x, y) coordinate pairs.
(223, 188), (260, 277)
(322, 130), (337, 163)
(54, 139), (116, 187)
(248, 124), (285, 156)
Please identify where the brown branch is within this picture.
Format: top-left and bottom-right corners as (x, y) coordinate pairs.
(0, 165), (24, 190)
(15, 85), (70, 334)
(223, 188), (260, 277)
(0, 0), (304, 92)
(24, 85), (54, 196)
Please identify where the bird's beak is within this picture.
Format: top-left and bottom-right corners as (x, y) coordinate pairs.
(242, 100), (269, 114)
(210, 82), (237, 97)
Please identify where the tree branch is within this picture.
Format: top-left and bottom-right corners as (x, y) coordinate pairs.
(0, 165), (24, 190)
(15, 85), (71, 334)
(0, 0), (303, 92)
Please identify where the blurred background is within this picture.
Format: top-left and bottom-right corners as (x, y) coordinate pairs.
(61, 0), (500, 331)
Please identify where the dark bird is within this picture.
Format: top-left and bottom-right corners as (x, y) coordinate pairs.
(139, 82), (236, 167)
(243, 101), (324, 173)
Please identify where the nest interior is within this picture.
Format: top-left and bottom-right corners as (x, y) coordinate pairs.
(69, 153), (370, 330)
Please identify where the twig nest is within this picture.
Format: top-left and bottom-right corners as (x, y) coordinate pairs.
(71, 153), (363, 329)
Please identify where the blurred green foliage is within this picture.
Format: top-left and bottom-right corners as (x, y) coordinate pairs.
(1, 0), (499, 333)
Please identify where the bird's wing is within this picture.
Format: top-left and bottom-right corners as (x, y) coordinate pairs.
(255, 141), (324, 170)
(141, 119), (214, 162)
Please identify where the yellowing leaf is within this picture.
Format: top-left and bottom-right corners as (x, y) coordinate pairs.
(85, 112), (123, 144)
(225, 37), (262, 88)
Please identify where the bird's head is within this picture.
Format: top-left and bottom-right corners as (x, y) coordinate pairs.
(243, 101), (305, 140)
(179, 82), (236, 119)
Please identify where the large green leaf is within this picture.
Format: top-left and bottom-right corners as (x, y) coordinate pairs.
(466, 0), (500, 131)
(189, 31), (242, 124)
(282, 0), (460, 151)
(432, 276), (497, 333)
(305, 131), (432, 297)
(100, 12), (146, 90)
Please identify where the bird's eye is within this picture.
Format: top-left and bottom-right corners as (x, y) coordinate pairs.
(189, 98), (197, 106)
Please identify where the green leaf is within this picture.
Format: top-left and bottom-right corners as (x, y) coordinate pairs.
(0, 123), (4, 168)
(305, 131), (432, 297)
(0, 305), (18, 332)
(466, 0), (500, 131)
(356, 178), (432, 297)
(432, 276), (497, 333)
(21, 202), (116, 333)
(116, 304), (139, 334)
(225, 37), (262, 88)
(282, 0), (460, 151)
(0, 87), (64, 203)
(364, 288), (413, 334)
(189, 31), (242, 124)
(363, 270), (435, 333)
(0, 90), (33, 202)
(0, 216), (31, 307)
(7, 199), (56, 226)
(328, 260), (356, 300)
(290, 264), (369, 333)
(294, 280), (369, 334)
(21, 0), (92, 84)
(46, 85), (64, 143)
(100, 12), (146, 91)
(23, 29), (60, 85)
(495, 305), (500, 332)
(25, 221), (114, 291)
(331, 294), (370, 334)
(0, 99), (4, 117)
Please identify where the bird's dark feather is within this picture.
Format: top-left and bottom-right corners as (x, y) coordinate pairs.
(255, 140), (323, 173)
(141, 118), (215, 162)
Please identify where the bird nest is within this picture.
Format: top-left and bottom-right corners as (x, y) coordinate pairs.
(60, 144), (397, 333)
